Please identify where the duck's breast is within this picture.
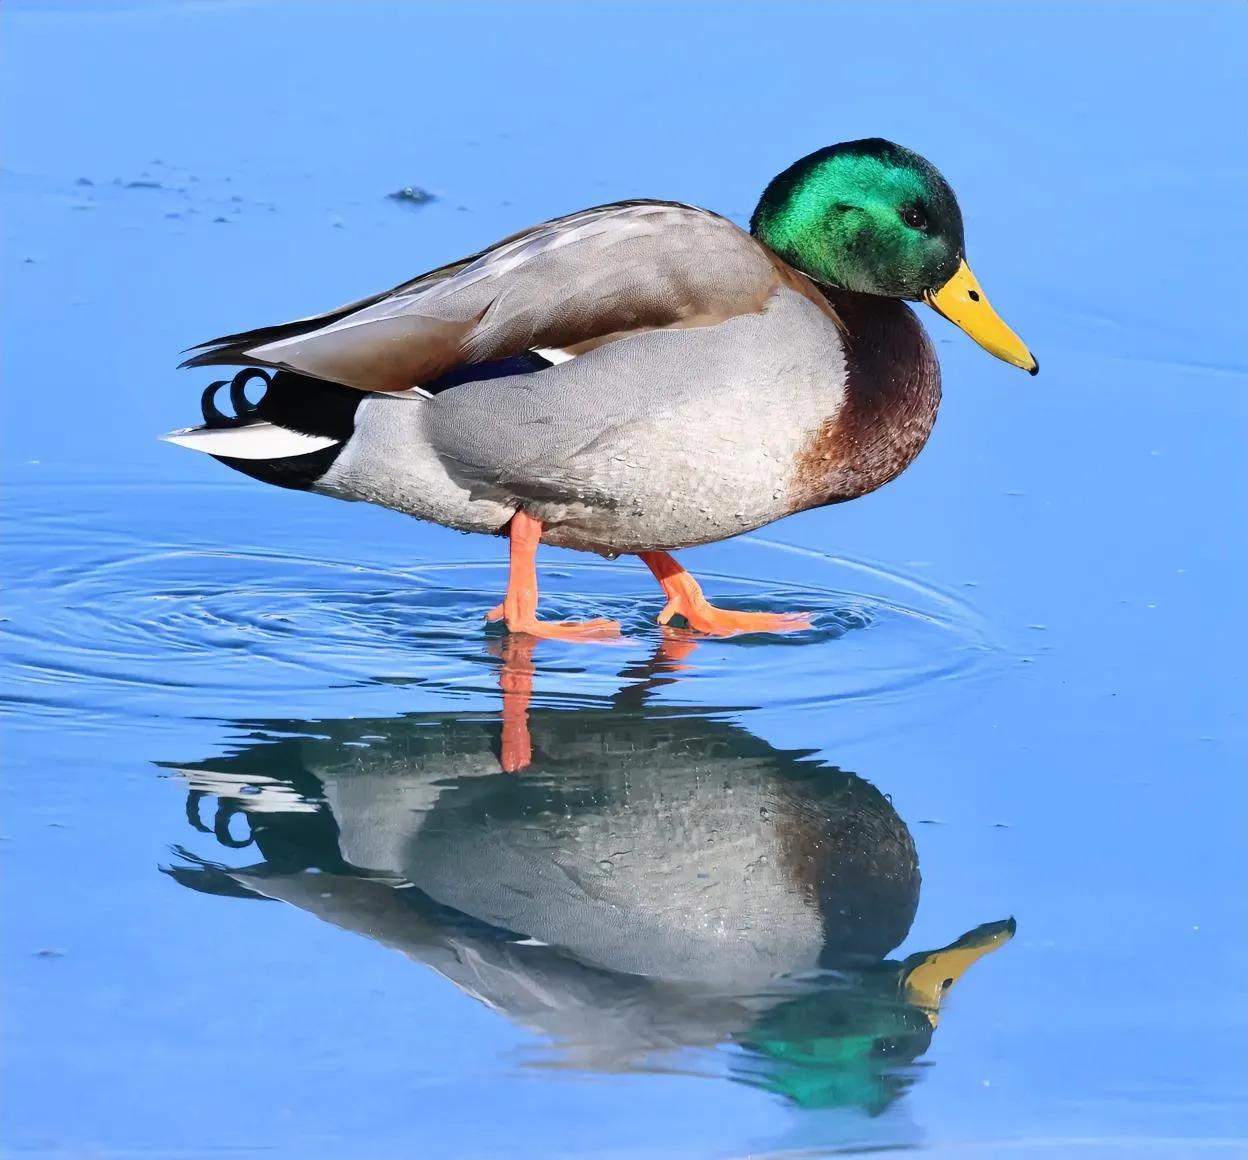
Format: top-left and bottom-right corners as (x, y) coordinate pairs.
(789, 293), (942, 511)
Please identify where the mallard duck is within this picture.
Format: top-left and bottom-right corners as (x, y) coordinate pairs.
(165, 139), (1036, 638)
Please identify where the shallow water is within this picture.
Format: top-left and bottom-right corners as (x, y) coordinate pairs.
(2, 2), (1246, 1157)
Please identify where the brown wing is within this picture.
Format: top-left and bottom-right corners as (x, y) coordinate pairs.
(181, 201), (819, 393)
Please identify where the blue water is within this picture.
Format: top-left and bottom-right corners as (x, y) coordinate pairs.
(2, 2), (1246, 1157)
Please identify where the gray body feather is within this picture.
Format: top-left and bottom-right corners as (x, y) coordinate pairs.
(317, 286), (847, 554)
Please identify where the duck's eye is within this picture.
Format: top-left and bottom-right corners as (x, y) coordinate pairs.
(901, 206), (928, 231)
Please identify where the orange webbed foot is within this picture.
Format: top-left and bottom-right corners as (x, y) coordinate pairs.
(641, 551), (811, 638)
(656, 594), (811, 637)
(485, 602), (621, 641)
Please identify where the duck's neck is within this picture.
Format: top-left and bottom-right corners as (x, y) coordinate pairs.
(752, 195), (857, 291)
(791, 289), (942, 509)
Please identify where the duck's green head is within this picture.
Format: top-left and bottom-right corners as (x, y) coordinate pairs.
(751, 139), (1037, 374)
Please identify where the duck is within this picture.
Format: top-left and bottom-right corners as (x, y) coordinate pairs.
(164, 138), (1037, 639)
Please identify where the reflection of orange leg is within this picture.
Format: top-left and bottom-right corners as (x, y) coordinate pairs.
(654, 632), (699, 667)
(639, 551), (811, 637)
(485, 511), (620, 640)
(496, 635), (536, 773)
(492, 631), (699, 772)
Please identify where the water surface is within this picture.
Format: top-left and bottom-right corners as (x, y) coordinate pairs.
(2, 2), (1245, 1157)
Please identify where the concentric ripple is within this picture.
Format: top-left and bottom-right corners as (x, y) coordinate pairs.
(1, 484), (1001, 725)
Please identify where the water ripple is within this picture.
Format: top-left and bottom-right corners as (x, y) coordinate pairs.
(2, 525), (1000, 726)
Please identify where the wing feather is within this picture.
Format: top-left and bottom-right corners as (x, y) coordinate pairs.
(181, 201), (812, 393)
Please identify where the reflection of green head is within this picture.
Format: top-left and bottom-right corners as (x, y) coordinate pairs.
(739, 990), (935, 1113)
(737, 919), (1015, 1112)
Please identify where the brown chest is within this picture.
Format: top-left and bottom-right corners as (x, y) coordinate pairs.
(790, 292), (942, 510)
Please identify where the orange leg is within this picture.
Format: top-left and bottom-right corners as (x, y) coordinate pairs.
(486, 510), (620, 640)
(639, 551), (812, 637)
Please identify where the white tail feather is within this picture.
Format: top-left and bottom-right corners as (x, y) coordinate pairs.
(160, 423), (338, 459)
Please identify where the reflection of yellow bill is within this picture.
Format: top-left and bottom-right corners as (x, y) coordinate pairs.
(903, 917), (1016, 1024)
(925, 261), (1038, 375)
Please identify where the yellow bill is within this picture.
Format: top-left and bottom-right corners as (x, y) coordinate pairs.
(924, 260), (1038, 375)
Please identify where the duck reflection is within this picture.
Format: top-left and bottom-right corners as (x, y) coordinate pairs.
(163, 636), (1012, 1113)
